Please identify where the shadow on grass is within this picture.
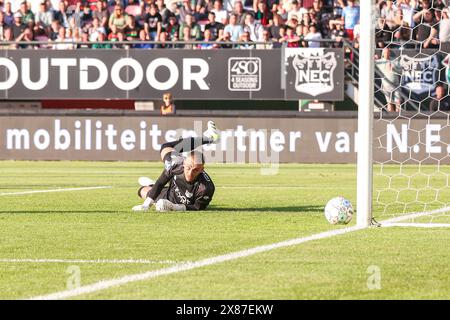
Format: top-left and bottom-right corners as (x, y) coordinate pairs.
(0, 207), (324, 214)
(209, 205), (324, 213)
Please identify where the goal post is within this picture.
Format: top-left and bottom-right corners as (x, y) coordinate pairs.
(357, 0), (375, 227)
(357, 0), (450, 228)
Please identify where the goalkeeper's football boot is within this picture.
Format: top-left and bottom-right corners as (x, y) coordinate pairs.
(203, 120), (220, 144)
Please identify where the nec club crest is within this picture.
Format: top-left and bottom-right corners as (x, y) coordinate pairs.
(291, 51), (337, 96)
(400, 54), (439, 95)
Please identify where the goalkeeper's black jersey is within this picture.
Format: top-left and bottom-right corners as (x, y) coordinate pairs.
(148, 154), (215, 211)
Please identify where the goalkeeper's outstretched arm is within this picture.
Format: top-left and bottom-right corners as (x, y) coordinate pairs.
(133, 170), (170, 211)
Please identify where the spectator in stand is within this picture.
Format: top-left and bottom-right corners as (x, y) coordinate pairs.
(133, 28), (153, 48)
(378, 0), (399, 46)
(79, 3), (94, 30)
(71, 27), (82, 47)
(301, 11), (313, 28)
(34, 1), (53, 36)
(440, 8), (450, 43)
(124, 15), (139, 41)
(93, 0), (109, 28)
(256, 28), (273, 49)
(197, 28), (217, 48)
(216, 29), (233, 47)
(329, 20), (345, 47)
(54, 0), (70, 28)
(274, 1), (288, 21)
(113, 31), (129, 48)
(224, 13), (243, 41)
(108, 24), (120, 41)
(243, 12), (263, 41)
(288, 0), (308, 23)
(4, 2), (14, 26)
(273, 24), (286, 47)
(179, 0), (194, 24)
(181, 25), (194, 49)
(194, 0), (213, 21)
(232, 0), (247, 25)
(414, 9), (439, 48)
(16, 27), (36, 49)
(211, 0), (228, 25)
(254, 0), (272, 26)
(268, 13), (283, 41)
(304, 24), (322, 47)
(78, 30), (90, 48)
(18, 1), (35, 26)
(237, 30), (256, 49)
(286, 14), (299, 30)
(49, 20), (61, 40)
(92, 31), (112, 48)
(155, 30), (172, 48)
(1, 27), (17, 49)
(67, 3), (81, 30)
(341, 0), (359, 40)
(156, 0), (171, 26)
(429, 83), (450, 112)
(222, 0), (235, 12)
(0, 11), (6, 41)
(205, 12), (224, 40)
(179, 13), (202, 41)
(310, 0), (328, 31)
(52, 26), (75, 49)
(12, 13), (27, 40)
(397, 0), (415, 28)
(282, 25), (300, 47)
(88, 16), (106, 41)
(109, 4), (128, 32)
(391, 7), (412, 47)
(144, 3), (162, 41)
(375, 47), (401, 112)
(166, 15), (180, 41)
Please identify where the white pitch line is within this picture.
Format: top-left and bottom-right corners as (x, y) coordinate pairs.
(28, 207), (450, 300)
(28, 225), (365, 300)
(380, 206), (450, 225)
(382, 223), (450, 228)
(0, 186), (112, 196)
(0, 259), (183, 265)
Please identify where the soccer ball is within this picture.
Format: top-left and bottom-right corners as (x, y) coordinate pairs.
(324, 196), (353, 225)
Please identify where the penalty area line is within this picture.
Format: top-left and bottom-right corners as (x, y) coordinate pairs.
(28, 224), (366, 300)
(0, 186), (112, 196)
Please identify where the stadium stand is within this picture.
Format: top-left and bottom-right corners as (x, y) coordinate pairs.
(0, 0), (354, 49)
(2, 0), (450, 113)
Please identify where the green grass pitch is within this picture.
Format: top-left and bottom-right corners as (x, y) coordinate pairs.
(0, 161), (449, 299)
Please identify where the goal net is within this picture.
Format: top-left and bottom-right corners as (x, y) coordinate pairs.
(361, 0), (450, 227)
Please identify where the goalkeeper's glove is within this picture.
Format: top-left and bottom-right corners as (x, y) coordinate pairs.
(155, 199), (186, 212)
(132, 197), (154, 212)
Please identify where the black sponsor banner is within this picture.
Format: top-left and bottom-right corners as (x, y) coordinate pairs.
(378, 49), (450, 108)
(1, 115), (449, 163)
(284, 48), (345, 101)
(0, 49), (343, 101)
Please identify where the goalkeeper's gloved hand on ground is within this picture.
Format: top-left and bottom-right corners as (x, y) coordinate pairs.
(132, 197), (154, 212)
(155, 199), (186, 212)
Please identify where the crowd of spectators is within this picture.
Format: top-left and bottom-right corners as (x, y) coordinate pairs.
(2, 0), (448, 50)
(0, 0), (362, 49)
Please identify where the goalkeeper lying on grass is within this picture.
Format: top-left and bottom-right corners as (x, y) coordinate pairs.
(132, 121), (220, 212)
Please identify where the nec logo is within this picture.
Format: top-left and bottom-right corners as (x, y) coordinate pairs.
(228, 57), (261, 91)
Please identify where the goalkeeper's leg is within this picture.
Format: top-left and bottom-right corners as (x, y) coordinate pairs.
(160, 120), (220, 161)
